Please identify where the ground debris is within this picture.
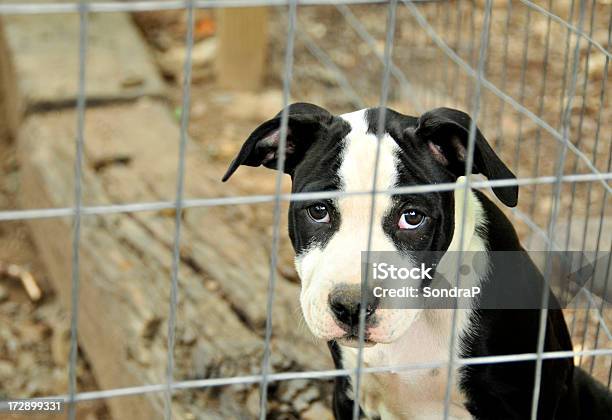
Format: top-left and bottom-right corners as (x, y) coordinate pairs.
(0, 261), (41, 301)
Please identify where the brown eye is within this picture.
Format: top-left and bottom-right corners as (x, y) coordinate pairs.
(398, 209), (426, 230)
(307, 203), (330, 223)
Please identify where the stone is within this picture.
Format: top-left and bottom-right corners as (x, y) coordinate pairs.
(293, 386), (320, 413)
(0, 359), (15, 378)
(158, 38), (217, 81)
(278, 379), (310, 402)
(301, 401), (334, 420)
(245, 388), (260, 417)
(0, 284), (8, 302)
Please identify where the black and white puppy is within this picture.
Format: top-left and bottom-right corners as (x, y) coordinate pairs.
(223, 104), (611, 419)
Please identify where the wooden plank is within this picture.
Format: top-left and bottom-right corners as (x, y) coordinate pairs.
(215, 7), (268, 91)
(84, 99), (328, 369)
(17, 102), (332, 419)
(0, 6), (166, 137)
(19, 121), (173, 419)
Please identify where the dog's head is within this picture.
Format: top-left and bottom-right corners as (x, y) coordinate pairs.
(223, 103), (517, 346)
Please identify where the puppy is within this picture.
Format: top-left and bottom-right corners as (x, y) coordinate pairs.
(223, 104), (612, 419)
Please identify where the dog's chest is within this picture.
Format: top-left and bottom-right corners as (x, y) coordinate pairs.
(340, 311), (473, 420)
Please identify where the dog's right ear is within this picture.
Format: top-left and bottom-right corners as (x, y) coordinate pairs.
(222, 103), (334, 182)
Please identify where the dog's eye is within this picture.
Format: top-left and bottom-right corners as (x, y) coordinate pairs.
(398, 210), (425, 230)
(307, 203), (330, 223)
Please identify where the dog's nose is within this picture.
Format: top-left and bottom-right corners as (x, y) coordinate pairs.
(328, 284), (379, 328)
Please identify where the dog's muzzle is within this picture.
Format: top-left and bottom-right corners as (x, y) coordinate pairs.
(328, 284), (380, 338)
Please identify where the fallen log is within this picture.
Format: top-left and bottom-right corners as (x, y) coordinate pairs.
(18, 101), (332, 419)
(0, 7), (165, 137)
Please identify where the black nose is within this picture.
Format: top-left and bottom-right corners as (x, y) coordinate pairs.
(329, 284), (379, 328)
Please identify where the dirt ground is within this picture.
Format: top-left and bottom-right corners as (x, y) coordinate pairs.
(0, 127), (110, 419)
(1, 1), (610, 418)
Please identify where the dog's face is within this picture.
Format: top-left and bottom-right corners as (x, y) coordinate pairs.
(223, 104), (517, 346)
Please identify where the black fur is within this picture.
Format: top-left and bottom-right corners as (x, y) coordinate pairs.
(459, 191), (573, 419)
(222, 103), (346, 181)
(328, 340), (366, 420)
(457, 192), (612, 420)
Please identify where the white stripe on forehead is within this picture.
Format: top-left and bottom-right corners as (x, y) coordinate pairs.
(338, 109), (399, 194)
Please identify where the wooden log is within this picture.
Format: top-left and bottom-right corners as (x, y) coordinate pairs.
(0, 8), (165, 137)
(17, 102), (332, 419)
(215, 7), (269, 91)
(72, 99), (326, 369)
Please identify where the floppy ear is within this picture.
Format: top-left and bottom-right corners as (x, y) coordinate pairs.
(222, 103), (334, 182)
(414, 107), (518, 207)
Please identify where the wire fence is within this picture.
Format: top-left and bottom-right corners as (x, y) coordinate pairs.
(0, 1), (610, 420)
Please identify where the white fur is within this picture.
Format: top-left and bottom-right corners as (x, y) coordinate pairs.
(341, 180), (489, 419)
(296, 109), (405, 341)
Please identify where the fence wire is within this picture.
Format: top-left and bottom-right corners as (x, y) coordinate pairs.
(259, 0), (298, 417)
(0, 0), (610, 419)
(66, 1), (88, 419)
(163, 2), (195, 419)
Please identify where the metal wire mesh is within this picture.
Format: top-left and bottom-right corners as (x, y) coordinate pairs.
(0, 0), (609, 419)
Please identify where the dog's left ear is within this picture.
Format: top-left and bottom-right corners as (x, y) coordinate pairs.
(222, 103), (334, 182)
(413, 107), (518, 207)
